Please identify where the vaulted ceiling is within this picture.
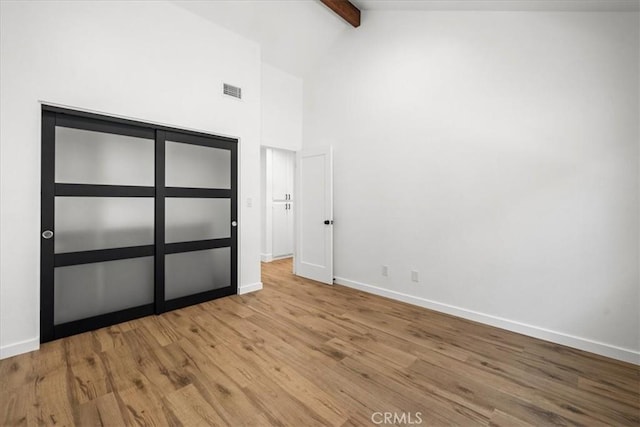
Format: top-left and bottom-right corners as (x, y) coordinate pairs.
(173, 1), (349, 77)
(354, 0), (638, 11)
(172, 0), (639, 77)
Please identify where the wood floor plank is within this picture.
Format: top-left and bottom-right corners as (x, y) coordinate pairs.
(577, 376), (640, 408)
(118, 384), (173, 426)
(33, 366), (76, 426)
(488, 409), (533, 427)
(1, 384), (35, 426)
(76, 392), (128, 427)
(163, 383), (228, 427)
(91, 325), (127, 353)
(0, 258), (638, 426)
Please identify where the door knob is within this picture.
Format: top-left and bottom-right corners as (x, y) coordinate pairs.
(231, 221), (238, 227)
(42, 230), (54, 239)
(323, 220), (333, 225)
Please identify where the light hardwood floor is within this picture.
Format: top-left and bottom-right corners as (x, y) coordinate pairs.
(1, 258), (639, 426)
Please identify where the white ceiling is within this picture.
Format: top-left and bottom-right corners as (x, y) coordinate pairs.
(352, 0), (640, 11)
(173, 1), (350, 77)
(172, 0), (639, 77)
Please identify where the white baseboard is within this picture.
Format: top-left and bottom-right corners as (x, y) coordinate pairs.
(262, 254), (293, 263)
(0, 337), (39, 360)
(238, 282), (263, 295)
(334, 276), (640, 365)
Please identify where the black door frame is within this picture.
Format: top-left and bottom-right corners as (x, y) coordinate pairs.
(40, 105), (238, 342)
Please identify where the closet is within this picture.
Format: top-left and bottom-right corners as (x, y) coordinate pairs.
(40, 106), (237, 342)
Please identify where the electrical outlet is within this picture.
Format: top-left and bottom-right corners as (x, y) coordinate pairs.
(411, 270), (419, 282)
(382, 265), (388, 277)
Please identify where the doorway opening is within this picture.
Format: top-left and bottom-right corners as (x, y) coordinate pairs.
(260, 145), (334, 285)
(260, 147), (296, 265)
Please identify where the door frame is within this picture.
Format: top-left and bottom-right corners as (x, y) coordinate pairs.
(40, 105), (238, 342)
(260, 146), (297, 263)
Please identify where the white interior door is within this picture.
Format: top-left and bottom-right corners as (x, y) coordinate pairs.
(295, 147), (333, 284)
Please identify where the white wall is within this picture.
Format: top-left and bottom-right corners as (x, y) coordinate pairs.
(304, 11), (640, 363)
(0, 0), (262, 358)
(261, 63), (303, 151)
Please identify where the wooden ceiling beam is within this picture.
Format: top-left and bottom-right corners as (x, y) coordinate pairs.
(319, 0), (361, 28)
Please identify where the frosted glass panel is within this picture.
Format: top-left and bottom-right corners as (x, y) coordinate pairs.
(165, 141), (230, 189)
(165, 198), (230, 243)
(54, 257), (154, 324)
(165, 248), (230, 299)
(55, 197), (154, 253)
(55, 127), (154, 186)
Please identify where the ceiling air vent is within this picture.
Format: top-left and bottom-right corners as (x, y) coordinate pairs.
(223, 83), (242, 99)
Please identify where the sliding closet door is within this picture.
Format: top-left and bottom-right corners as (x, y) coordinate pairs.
(41, 107), (237, 342)
(41, 111), (157, 341)
(159, 132), (237, 311)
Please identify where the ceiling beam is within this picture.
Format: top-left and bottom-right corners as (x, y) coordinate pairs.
(319, 0), (361, 28)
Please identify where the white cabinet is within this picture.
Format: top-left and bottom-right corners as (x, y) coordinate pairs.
(272, 202), (294, 257)
(261, 147), (296, 261)
(271, 149), (294, 201)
